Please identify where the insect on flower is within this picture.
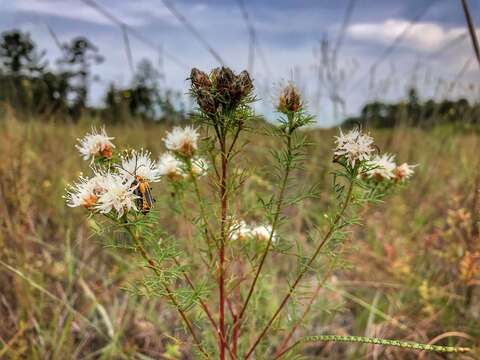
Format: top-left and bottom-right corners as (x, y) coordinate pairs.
(117, 150), (160, 215)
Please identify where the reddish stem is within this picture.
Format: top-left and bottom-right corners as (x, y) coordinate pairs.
(232, 261), (242, 356)
(219, 143), (228, 360)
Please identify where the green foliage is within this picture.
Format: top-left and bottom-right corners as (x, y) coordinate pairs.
(0, 28), (185, 123)
(344, 87), (480, 128)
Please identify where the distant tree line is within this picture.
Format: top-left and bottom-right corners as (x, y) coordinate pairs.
(0, 29), (185, 123)
(344, 88), (480, 128)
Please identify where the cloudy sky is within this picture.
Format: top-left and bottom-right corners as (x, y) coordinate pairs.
(1, 0), (479, 126)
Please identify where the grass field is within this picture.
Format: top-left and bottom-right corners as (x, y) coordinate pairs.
(0, 116), (479, 359)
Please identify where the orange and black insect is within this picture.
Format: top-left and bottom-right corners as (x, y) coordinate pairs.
(119, 154), (155, 215)
(132, 175), (154, 215)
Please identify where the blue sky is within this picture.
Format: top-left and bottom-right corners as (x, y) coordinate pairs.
(1, 0), (479, 126)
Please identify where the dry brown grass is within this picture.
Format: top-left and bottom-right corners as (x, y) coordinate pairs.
(0, 116), (479, 359)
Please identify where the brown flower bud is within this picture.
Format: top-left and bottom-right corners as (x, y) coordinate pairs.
(237, 70), (253, 96)
(278, 83), (302, 113)
(190, 68), (211, 90)
(214, 67), (236, 94)
(196, 88), (217, 113)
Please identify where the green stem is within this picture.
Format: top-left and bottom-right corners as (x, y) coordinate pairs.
(236, 125), (293, 327)
(188, 162), (218, 258)
(275, 335), (471, 358)
(245, 180), (355, 359)
(124, 224), (210, 359)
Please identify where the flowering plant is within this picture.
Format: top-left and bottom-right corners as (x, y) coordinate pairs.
(65, 68), (469, 359)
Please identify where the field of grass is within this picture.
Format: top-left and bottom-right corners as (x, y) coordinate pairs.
(0, 116), (479, 359)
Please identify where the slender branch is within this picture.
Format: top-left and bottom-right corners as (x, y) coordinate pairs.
(189, 165), (218, 255)
(236, 126), (293, 328)
(274, 335), (471, 358)
(226, 125), (242, 160)
(174, 256), (238, 360)
(173, 257), (218, 330)
(245, 180), (355, 359)
(124, 225), (210, 359)
(218, 131), (228, 360)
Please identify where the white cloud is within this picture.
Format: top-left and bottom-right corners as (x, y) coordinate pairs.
(14, 0), (147, 26)
(347, 19), (472, 52)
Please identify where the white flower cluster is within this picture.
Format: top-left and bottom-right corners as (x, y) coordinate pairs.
(67, 126), (210, 218)
(334, 128), (416, 182)
(230, 219), (278, 244)
(365, 154), (416, 182)
(65, 171), (139, 218)
(68, 128), (163, 218)
(76, 127), (115, 161)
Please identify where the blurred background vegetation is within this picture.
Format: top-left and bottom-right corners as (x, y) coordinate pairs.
(0, 10), (479, 359)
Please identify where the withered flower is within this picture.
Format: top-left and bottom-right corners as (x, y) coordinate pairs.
(237, 70), (253, 96)
(278, 83), (302, 113)
(190, 68), (211, 90)
(196, 88), (217, 113)
(230, 70), (254, 103)
(214, 67), (236, 94)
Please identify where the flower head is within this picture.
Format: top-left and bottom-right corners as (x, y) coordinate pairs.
(95, 173), (137, 218)
(334, 128), (375, 168)
(64, 173), (107, 209)
(118, 149), (160, 184)
(158, 152), (185, 181)
(196, 88), (217, 113)
(190, 68), (211, 90)
(394, 163), (416, 182)
(278, 83), (301, 113)
(213, 66), (236, 94)
(163, 126), (199, 157)
(365, 153), (397, 181)
(76, 127), (115, 161)
(236, 70), (253, 97)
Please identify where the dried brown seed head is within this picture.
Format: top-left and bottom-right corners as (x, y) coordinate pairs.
(196, 88), (217, 113)
(237, 70), (253, 96)
(215, 67), (236, 93)
(190, 68), (211, 90)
